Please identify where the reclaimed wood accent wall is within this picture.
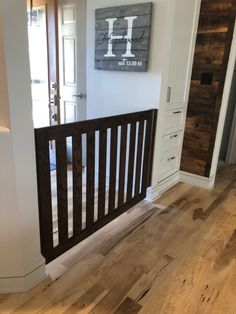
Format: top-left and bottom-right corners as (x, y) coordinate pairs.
(181, 0), (236, 176)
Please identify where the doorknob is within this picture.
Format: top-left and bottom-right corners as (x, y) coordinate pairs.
(73, 93), (86, 99)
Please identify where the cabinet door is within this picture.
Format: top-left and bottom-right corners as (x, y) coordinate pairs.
(166, 0), (198, 106)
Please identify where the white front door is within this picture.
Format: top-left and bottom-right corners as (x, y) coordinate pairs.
(58, 0), (86, 126)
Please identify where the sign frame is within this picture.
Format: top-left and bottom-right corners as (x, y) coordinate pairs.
(95, 3), (153, 72)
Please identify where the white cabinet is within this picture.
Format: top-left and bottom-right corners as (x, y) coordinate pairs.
(152, 0), (201, 198)
(162, 109), (186, 135)
(166, 0), (199, 105)
(159, 148), (181, 181)
(161, 131), (183, 156)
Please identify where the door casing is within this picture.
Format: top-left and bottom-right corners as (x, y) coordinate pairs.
(28, 0), (61, 126)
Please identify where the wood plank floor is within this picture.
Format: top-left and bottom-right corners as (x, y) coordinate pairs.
(1, 164), (236, 313)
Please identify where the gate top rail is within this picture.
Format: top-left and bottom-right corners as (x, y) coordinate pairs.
(35, 110), (156, 140)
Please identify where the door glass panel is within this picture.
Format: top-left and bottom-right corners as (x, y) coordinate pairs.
(28, 7), (49, 128)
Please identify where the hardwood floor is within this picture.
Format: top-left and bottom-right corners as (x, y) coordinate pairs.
(1, 164), (236, 313)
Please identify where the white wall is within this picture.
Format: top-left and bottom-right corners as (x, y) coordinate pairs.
(86, 0), (171, 119)
(0, 15), (10, 128)
(0, 0), (46, 293)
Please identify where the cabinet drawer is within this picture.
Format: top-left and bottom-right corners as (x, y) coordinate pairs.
(161, 131), (183, 156)
(159, 150), (180, 181)
(163, 108), (185, 135)
(165, 101), (186, 111)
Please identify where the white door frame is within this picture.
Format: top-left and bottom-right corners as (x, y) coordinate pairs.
(210, 19), (236, 178)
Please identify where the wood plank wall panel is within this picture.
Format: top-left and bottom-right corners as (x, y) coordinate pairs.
(181, 0), (236, 176)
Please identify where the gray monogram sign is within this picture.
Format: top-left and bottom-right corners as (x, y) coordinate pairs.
(95, 3), (153, 72)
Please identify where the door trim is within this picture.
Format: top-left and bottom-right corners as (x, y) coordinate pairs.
(27, 0), (47, 10)
(47, 0), (61, 125)
(209, 19), (236, 176)
(226, 105), (236, 163)
(27, 0), (61, 125)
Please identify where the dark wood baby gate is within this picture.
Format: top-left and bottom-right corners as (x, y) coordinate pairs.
(35, 109), (157, 263)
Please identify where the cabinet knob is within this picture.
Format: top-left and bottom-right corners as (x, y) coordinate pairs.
(167, 156), (176, 162)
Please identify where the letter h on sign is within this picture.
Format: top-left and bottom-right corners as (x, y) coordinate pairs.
(104, 16), (137, 58)
(95, 3), (152, 72)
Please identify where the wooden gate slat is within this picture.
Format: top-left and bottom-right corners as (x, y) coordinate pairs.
(72, 134), (82, 235)
(108, 127), (118, 212)
(56, 137), (68, 244)
(86, 131), (95, 227)
(127, 122), (137, 201)
(142, 113), (153, 193)
(35, 133), (54, 257)
(118, 124), (128, 207)
(135, 120), (145, 195)
(98, 129), (107, 219)
(148, 110), (157, 186)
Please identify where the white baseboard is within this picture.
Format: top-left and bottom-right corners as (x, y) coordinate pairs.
(148, 171), (216, 202)
(95, 168), (215, 203)
(146, 186), (160, 202)
(147, 172), (180, 202)
(180, 171), (215, 190)
(0, 259), (46, 294)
